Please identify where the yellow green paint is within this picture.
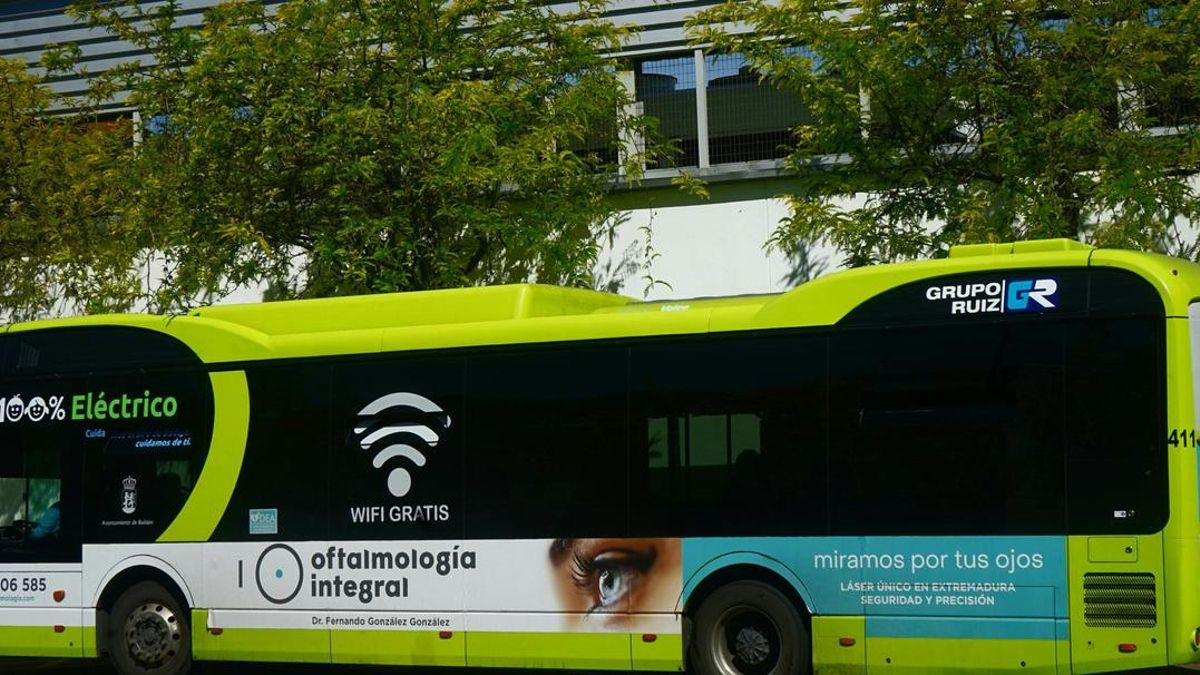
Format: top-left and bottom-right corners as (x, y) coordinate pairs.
(82, 625), (98, 658)
(1161, 314), (1200, 668)
(865, 636), (1062, 673)
(331, 628), (464, 666)
(631, 632), (683, 671)
(191, 611), (328, 663)
(1085, 537), (1139, 563)
(812, 617), (1074, 674)
(812, 615), (865, 675)
(1067, 534), (1168, 673)
(0, 625), (84, 658)
(189, 614), (679, 672)
(158, 371), (250, 542)
(464, 631), (631, 670)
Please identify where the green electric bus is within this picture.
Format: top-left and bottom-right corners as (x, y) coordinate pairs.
(0, 238), (1197, 674)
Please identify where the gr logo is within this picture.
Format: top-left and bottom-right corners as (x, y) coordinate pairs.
(1006, 278), (1058, 311)
(252, 543), (304, 605)
(925, 277), (1059, 315)
(350, 392), (451, 498)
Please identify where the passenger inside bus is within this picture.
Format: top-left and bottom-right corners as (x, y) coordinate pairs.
(26, 500), (61, 542)
(0, 481), (61, 549)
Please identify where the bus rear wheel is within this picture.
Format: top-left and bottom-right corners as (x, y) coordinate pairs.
(108, 581), (191, 675)
(691, 580), (808, 675)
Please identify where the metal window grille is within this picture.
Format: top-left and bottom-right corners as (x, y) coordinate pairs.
(635, 50), (814, 169)
(705, 53), (810, 164)
(635, 55), (699, 168)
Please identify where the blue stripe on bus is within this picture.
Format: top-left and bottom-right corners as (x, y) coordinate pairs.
(682, 536), (1069, 618)
(866, 617), (1068, 641)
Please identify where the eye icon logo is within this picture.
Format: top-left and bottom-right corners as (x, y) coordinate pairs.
(255, 543), (304, 605)
(351, 392), (451, 498)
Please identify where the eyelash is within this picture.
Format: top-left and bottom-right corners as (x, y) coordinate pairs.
(569, 548), (655, 612)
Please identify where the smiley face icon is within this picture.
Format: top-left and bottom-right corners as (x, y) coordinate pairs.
(5, 396), (24, 422)
(25, 397), (47, 422)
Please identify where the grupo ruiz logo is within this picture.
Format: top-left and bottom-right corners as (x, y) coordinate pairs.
(350, 392), (451, 498)
(925, 278), (1058, 316)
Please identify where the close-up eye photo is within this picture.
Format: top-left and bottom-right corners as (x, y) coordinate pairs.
(550, 538), (682, 621)
(570, 545), (645, 611)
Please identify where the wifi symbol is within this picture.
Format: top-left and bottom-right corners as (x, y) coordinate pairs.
(351, 392), (451, 497)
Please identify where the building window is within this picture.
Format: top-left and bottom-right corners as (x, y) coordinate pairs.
(705, 53), (810, 164)
(635, 54), (700, 168)
(635, 49), (815, 169)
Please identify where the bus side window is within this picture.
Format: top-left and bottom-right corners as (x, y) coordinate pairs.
(829, 322), (1067, 536)
(0, 433), (29, 552)
(210, 363), (330, 542)
(645, 413), (764, 501)
(5, 327), (197, 376)
(630, 334), (827, 538)
(1064, 317), (1166, 533)
(0, 429), (79, 562)
(464, 346), (629, 539)
(82, 369), (214, 544)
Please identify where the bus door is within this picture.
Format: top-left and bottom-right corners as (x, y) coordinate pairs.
(0, 389), (84, 658)
(198, 364), (331, 664)
(1062, 315), (1168, 672)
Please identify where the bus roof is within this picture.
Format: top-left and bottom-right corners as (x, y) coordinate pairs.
(6, 239), (1200, 364)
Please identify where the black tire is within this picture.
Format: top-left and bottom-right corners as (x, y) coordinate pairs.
(690, 580), (809, 675)
(108, 581), (192, 675)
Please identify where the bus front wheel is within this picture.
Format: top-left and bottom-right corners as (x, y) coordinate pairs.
(691, 580), (809, 675)
(108, 580), (191, 675)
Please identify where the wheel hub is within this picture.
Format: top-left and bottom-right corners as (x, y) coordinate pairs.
(125, 602), (180, 667)
(711, 605), (782, 675)
(734, 626), (771, 665)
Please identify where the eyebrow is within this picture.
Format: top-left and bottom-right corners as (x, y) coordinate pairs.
(549, 538), (576, 563)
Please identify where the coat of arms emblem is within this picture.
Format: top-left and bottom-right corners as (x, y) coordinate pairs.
(121, 476), (138, 515)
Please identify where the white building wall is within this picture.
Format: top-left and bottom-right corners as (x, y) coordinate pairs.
(598, 197), (846, 301)
(211, 197), (844, 308)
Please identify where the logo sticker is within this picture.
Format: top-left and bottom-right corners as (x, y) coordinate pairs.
(255, 543), (304, 605)
(249, 508), (278, 535)
(121, 476), (138, 515)
(350, 393), (451, 498)
(925, 278), (1059, 316)
(1005, 279), (1058, 311)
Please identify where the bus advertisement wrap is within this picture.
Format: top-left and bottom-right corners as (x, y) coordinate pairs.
(203, 538), (683, 633)
(195, 536), (1064, 637)
(685, 537), (1065, 622)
